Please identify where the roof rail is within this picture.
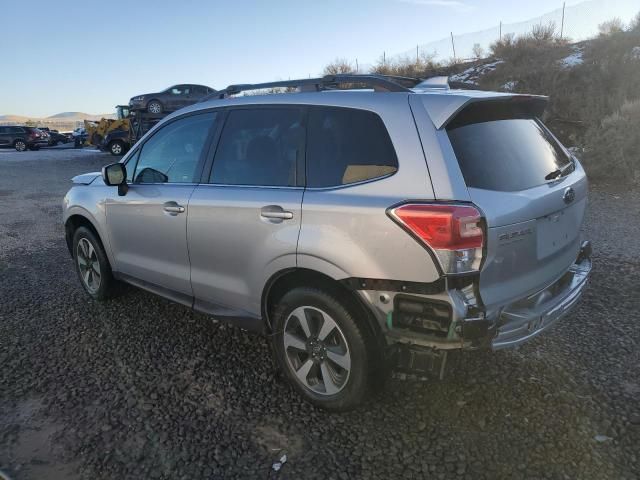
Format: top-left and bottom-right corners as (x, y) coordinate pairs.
(201, 74), (421, 102)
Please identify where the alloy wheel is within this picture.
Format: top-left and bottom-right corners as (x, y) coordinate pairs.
(76, 238), (101, 293)
(283, 306), (351, 396)
(15, 141), (26, 152)
(148, 102), (161, 114)
(111, 143), (122, 155)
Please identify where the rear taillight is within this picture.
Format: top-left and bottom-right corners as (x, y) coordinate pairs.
(389, 204), (484, 274)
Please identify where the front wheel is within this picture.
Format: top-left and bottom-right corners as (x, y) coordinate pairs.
(109, 140), (125, 156)
(28, 145), (40, 151)
(147, 100), (162, 114)
(72, 227), (116, 301)
(272, 287), (376, 411)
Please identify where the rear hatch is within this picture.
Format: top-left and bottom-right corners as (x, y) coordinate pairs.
(445, 99), (588, 311)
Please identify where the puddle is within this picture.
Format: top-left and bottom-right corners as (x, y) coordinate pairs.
(1, 398), (80, 480)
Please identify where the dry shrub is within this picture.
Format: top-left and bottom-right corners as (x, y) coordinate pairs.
(370, 51), (439, 78)
(323, 58), (355, 75)
(583, 99), (640, 183)
(489, 22), (569, 65)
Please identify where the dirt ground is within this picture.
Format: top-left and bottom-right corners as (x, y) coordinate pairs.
(0, 147), (639, 479)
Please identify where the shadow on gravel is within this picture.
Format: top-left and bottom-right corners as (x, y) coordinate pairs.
(1, 244), (638, 479)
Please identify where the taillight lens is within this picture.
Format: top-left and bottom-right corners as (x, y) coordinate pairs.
(390, 204), (484, 274)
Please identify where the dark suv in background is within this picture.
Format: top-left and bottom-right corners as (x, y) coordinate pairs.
(129, 84), (216, 114)
(0, 126), (49, 151)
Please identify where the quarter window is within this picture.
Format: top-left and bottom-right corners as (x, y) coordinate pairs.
(306, 107), (398, 188)
(132, 112), (216, 184)
(210, 108), (304, 187)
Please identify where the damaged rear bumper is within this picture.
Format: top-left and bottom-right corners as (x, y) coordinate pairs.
(491, 242), (591, 349)
(353, 241), (592, 374)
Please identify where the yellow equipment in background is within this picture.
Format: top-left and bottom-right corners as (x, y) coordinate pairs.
(84, 106), (131, 147)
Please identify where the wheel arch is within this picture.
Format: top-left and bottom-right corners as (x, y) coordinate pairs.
(146, 98), (163, 110)
(64, 213), (110, 267)
(261, 268), (385, 349)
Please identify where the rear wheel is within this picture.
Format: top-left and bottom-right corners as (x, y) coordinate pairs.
(272, 287), (375, 411)
(72, 227), (116, 301)
(14, 140), (26, 152)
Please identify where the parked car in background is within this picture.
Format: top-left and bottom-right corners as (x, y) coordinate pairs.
(0, 126), (48, 151)
(47, 130), (70, 146)
(64, 75), (592, 411)
(129, 84), (216, 114)
(100, 129), (130, 156)
(72, 127), (88, 147)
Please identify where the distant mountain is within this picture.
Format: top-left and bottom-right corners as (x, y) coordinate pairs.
(0, 112), (115, 122)
(0, 115), (30, 122)
(46, 112), (114, 121)
(397, 0), (639, 61)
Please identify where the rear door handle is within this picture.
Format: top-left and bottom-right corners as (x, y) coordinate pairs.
(260, 205), (293, 220)
(163, 201), (185, 214)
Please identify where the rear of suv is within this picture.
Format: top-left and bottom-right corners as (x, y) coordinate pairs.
(0, 126), (48, 151)
(63, 75), (591, 410)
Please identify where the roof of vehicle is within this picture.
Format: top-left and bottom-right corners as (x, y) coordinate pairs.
(173, 86), (545, 131)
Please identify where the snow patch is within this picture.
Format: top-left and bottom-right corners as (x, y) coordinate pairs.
(631, 46), (640, 60)
(560, 47), (584, 68)
(502, 81), (517, 91)
(449, 60), (504, 85)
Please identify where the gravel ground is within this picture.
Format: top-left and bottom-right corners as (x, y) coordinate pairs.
(0, 148), (639, 480)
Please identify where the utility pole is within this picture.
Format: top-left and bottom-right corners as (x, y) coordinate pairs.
(560, 1), (566, 39)
(355, 58), (359, 73)
(383, 51), (386, 65)
(499, 21), (502, 40)
(450, 32), (456, 63)
(416, 45), (419, 63)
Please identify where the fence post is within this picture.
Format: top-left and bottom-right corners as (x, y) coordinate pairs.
(450, 32), (456, 63)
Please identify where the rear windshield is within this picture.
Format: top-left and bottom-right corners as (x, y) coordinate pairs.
(447, 106), (573, 192)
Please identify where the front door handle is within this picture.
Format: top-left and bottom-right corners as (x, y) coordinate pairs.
(163, 201), (185, 214)
(260, 205), (293, 220)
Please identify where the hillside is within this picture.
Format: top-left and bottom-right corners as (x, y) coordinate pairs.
(396, 0), (639, 61)
(352, 15), (640, 183)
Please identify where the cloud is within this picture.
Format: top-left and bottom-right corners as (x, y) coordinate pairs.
(396, 0), (475, 12)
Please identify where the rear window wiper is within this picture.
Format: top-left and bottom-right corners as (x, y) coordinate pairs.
(545, 161), (573, 181)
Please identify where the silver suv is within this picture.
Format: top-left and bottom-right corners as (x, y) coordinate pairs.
(63, 75), (592, 410)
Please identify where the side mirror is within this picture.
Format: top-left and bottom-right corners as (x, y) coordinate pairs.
(102, 163), (128, 196)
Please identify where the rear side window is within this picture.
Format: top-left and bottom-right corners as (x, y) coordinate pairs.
(447, 106), (572, 192)
(210, 108), (304, 187)
(306, 107), (398, 188)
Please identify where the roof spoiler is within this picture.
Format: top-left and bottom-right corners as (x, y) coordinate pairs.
(413, 76), (450, 90)
(419, 94), (549, 130)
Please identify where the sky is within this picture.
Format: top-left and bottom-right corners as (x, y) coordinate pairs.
(0, 0), (636, 117)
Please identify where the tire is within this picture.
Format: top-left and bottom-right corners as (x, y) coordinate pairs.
(72, 226), (116, 301)
(28, 145), (40, 151)
(109, 140), (125, 156)
(14, 140), (26, 152)
(147, 100), (162, 114)
(271, 287), (376, 411)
